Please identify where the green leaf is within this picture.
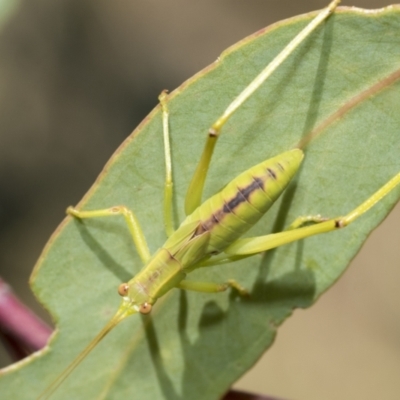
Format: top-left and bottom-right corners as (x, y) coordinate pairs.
(0, 0), (19, 28)
(2, 5), (400, 400)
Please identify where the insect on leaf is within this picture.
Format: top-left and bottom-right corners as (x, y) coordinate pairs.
(1, 5), (400, 400)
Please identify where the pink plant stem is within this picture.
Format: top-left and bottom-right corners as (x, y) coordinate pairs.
(0, 277), (52, 354)
(222, 390), (285, 400)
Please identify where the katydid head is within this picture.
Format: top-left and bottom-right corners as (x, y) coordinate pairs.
(117, 281), (154, 314)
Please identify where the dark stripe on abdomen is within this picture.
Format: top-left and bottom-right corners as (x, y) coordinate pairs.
(223, 176), (264, 213)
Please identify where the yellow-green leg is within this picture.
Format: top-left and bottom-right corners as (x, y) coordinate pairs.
(196, 216), (331, 267)
(287, 215), (328, 230)
(67, 92), (176, 263)
(159, 90), (174, 237)
(177, 279), (248, 296)
(224, 170), (400, 256)
(184, 0), (341, 216)
(67, 206), (151, 264)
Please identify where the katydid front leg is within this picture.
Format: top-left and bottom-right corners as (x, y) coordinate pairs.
(159, 90), (175, 237)
(66, 90), (176, 261)
(67, 205), (151, 264)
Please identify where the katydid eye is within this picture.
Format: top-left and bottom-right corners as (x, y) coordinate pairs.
(139, 302), (152, 314)
(117, 283), (129, 297)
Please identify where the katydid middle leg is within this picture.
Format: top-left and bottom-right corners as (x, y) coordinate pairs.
(177, 279), (248, 296)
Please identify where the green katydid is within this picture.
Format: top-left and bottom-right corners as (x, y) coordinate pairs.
(36, 0), (400, 398)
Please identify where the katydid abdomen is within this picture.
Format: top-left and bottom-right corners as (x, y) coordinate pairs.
(181, 149), (304, 257)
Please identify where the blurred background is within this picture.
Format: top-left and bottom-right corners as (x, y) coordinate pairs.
(0, 0), (399, 399)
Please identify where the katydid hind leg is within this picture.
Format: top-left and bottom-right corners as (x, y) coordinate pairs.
(184, 0), (341, 216)
(287, 214), (329, 230)
(224, 170), (400, 256)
